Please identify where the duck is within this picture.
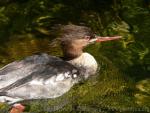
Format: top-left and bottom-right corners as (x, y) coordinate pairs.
(0, 24), (121, 113)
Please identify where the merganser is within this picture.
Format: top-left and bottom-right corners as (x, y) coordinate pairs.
(0, 24), (121, 112)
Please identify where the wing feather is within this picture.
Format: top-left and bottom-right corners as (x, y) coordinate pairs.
(0, 53), (80, 101)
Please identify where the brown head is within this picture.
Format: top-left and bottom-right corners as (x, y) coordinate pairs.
(60, 24), (95, 60)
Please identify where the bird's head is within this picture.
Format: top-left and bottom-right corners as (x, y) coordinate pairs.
(59, 24), (121, 60)
(60, 24), (95, 60)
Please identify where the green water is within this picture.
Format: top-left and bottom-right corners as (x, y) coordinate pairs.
(0, 0), (150, 113)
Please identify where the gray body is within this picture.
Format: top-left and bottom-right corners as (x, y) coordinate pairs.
(0, 53), (98, 104)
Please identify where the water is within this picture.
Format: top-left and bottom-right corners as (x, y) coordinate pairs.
(0, 33), (149, 113)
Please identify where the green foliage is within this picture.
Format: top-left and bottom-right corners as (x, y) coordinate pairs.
(0, 0), (150, 113)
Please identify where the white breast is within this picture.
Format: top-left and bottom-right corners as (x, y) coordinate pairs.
(68, 52), (98, 78)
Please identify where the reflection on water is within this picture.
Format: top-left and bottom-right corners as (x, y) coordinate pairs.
(0, 34), (149, 113)
(136, 79), (150, 94)
(0, 34), (62, 67)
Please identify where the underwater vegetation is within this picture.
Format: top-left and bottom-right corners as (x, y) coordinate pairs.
(0, 0), (149, 113)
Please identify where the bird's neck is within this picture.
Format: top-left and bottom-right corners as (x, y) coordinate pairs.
(62, 48), (83, 61)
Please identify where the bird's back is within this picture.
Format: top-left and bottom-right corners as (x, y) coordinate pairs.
(0, 53), (80, 103)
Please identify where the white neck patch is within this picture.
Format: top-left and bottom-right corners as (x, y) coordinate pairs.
(67, 52), (98, 77)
